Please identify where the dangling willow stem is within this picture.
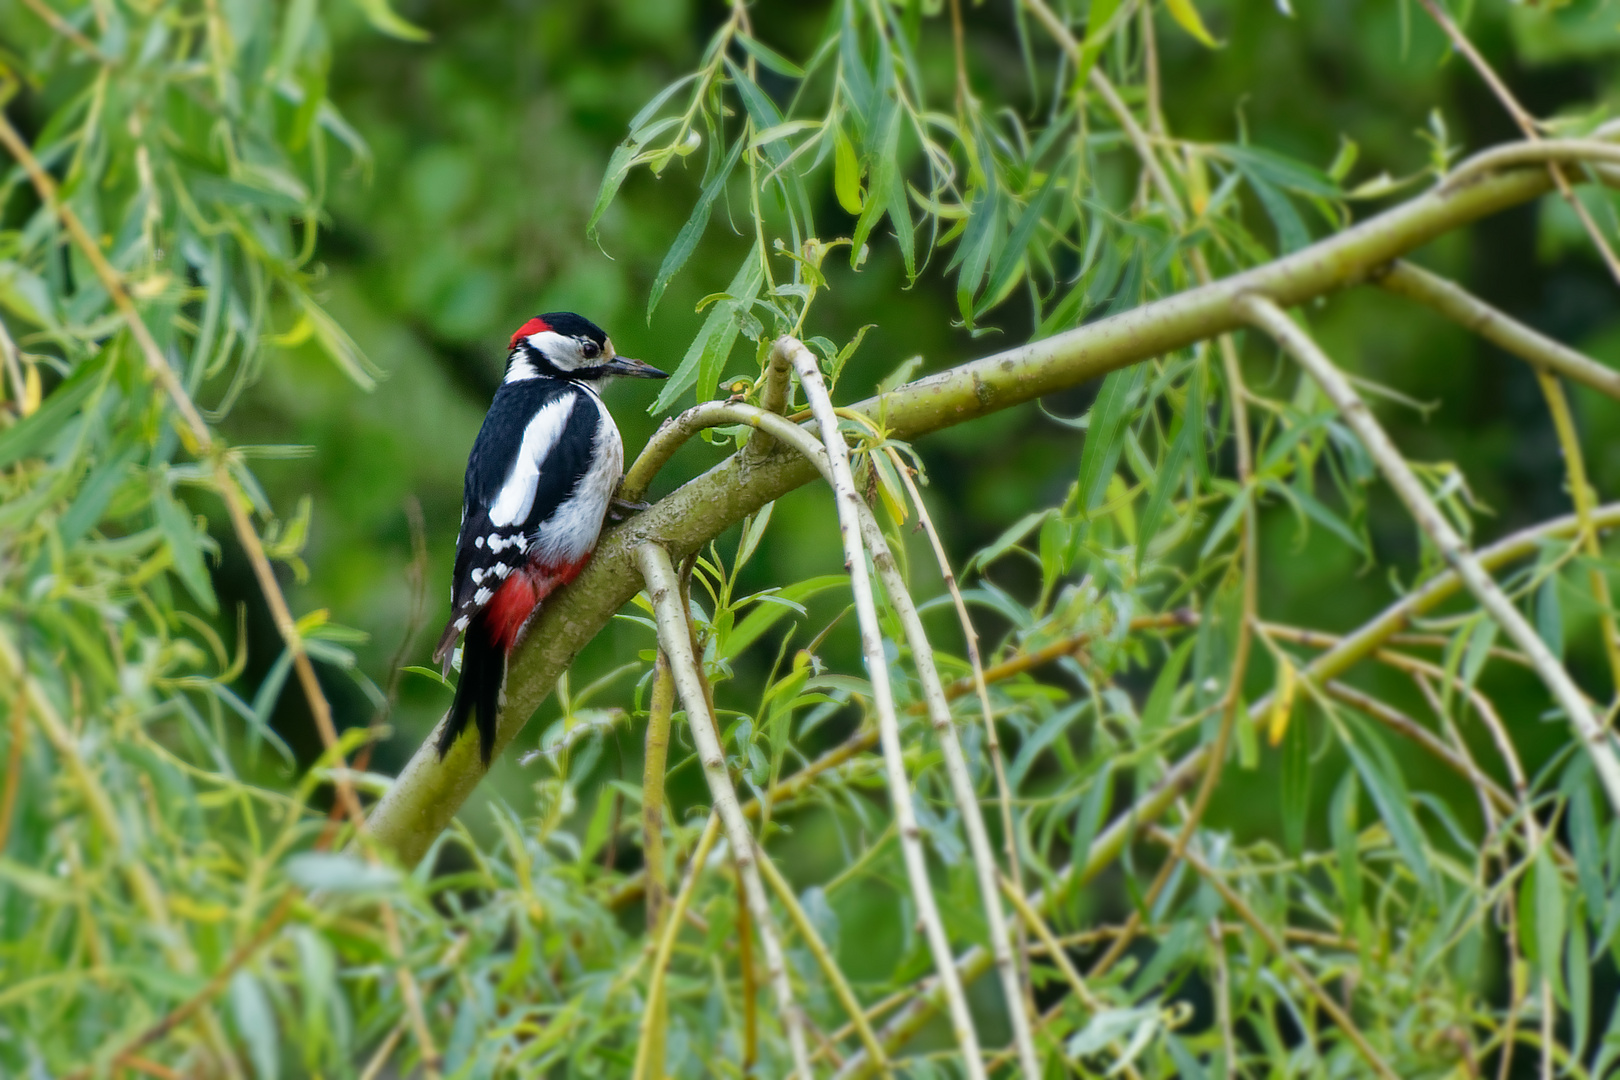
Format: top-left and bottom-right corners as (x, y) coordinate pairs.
(1239, 293), (1620, 813)
(635, 542), (813, 1079)
(778, 338), (989, 1077)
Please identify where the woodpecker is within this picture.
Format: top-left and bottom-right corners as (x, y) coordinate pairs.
(432, 312), (667, 764)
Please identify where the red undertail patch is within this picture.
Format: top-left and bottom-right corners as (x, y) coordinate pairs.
(485, 558), (589, 653)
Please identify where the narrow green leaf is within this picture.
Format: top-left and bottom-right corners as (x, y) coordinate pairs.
(1569, 775), (1607, 924)
(1331, 770), (1361, 928)
(285, 852), (400, 894)
(720, 575), (849, 660)
(59, 446), (140, 549)
(1223, 143), (1341, 197)
(1237, 165), (1310, 254)
(1537, 575), (1564, 659)
(953, 188), (999, 324)
(1008, 702), (1085, 788)
(1199, 486), (1249, 561)
(651, 255), (764, 413)
(1529, 845), (1567, 1005)
(1071, 763), (1114, 881)
(1077, 0), (1124, 85)
(1138, 412), (1191, 565)
(737, 32), (805, 77)
(153, 477), (218, 615)
(353, 0), (429, 41)
(1141, 636), (1195, 733)
(834, 123), (864, 214)
(852, 97), (899, 261)
(1164, 0), (1219, 47)
(0, 359), (101, 468)
(1461, 615), (1497, 698)
(229, 971), (280, 1080)
(1571, 909), (1591, 1061)
(1281, 704), (1310, 856)
(646, 135), (744, 319)
(1342, 717), (1432, 892)
(981, 173), (1060, 309)
(0, 261), (63, 331)
(587, 141), (642, 242)
(403, 665), (454, 691)
(1077, 366), (1145, 514)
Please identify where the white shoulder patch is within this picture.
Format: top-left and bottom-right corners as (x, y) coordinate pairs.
(488, 393), (577, 527)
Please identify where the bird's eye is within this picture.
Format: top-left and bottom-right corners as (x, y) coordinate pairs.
(581, 340), (601, 360)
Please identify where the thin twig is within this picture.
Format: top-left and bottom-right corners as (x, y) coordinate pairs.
(1534, 373), (1620, 699)
(837, 503), (1620, 1077)
(780, 337), (987, 1077)
(740, 333), (798, 465)
(997, 878), (1100, 1009)
(854, 479), (1040, 1076)
(357, 1022), (406, 1080)
(1239, 293), (1620, 813)
(1438, 139), (1620, 195)
(636, 542), (813, 1079)
(0, 665), (27, 851)
(756, 846), (895, 1075)
(643, 652), (676, 936)
(1158, 828), (1401, 1080)
(1417, 0), (1620, 285)
(1321, 679), (1515, 817)
(1377, 260), (1620, 402)
(0, 113), (369, 832)
(633, 814), (721, 1080)
(888, 448), (1035, 1029)
(17, 0), (109, 61)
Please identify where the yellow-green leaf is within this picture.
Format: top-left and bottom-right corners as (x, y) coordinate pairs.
(1164, 0), (1219, 47)
(354, 0), (429, 42)
(834, 125), (864, 215)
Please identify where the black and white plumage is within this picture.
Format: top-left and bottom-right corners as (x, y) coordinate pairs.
(432, 312), (667, 764)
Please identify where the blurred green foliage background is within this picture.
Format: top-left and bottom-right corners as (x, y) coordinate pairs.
(247, 0), (1620, 836)
(10, 0), (1620, 1075)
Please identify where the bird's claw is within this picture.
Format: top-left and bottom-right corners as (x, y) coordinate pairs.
(608, 495), (652, 523)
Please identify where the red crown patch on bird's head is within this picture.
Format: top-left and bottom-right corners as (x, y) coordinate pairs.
(509, 317), (552, 350)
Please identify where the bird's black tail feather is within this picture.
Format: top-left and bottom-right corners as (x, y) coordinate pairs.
(437, 613), (503, 765)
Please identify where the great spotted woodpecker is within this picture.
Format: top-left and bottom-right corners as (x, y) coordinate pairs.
(432, 312), (667, 763)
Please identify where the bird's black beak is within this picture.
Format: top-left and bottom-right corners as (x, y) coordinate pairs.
(602, 355), (668, 379)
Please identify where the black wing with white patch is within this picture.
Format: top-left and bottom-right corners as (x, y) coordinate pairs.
(433, 380), (597, 661)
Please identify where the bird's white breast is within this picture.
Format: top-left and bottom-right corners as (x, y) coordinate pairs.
(532, 388), (622, 566)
